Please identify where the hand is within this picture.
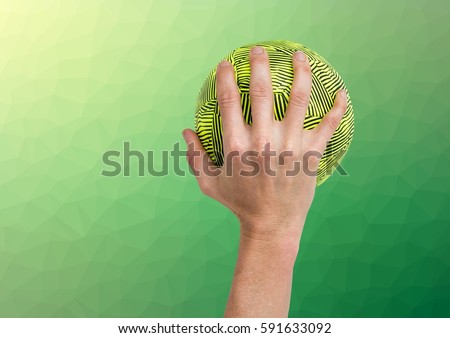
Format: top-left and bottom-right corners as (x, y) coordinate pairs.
(183, 46), (347, 243)
(183, 46), (347, 317)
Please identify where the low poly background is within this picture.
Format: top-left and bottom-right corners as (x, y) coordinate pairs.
(0, 0), (449, 317)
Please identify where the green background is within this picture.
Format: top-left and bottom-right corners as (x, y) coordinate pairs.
(1, 0), (449, 317)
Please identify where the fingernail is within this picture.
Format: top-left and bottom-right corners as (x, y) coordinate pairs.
(340, 89), (347, 98)
(295, 51), (306, 61)
(251, 46), (264, 55)
(218, 60), (230, 67)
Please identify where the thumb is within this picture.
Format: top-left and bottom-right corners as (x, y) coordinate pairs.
(182, 129), (219, 196)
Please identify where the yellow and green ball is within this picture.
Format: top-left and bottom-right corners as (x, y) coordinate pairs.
(195, 40), (354, 185)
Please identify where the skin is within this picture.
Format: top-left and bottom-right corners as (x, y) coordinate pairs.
(182, 46), (347, 317)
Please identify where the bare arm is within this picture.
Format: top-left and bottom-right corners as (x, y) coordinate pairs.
(183, 46), (347, 317)
(224, 229), (300, 317)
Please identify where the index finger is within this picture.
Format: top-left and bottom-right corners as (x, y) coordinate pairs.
(216, 60), (247, 150)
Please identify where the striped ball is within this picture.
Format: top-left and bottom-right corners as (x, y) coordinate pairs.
(195, 41), (354, 185)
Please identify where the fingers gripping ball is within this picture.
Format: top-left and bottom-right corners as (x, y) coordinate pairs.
(195, 41), (354, 185)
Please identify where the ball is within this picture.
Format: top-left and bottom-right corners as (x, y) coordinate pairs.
(195, 40), (354, 185)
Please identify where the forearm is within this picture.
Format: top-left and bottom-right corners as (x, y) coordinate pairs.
(184, 45), (346, 318)
(224, 226), (302, 318)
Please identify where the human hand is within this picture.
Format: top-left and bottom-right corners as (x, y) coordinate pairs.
(183, 46), (347, 244)
(183, 46), (347, 317)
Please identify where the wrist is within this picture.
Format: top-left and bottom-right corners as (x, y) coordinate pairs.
(239, 225), (303, 267)
(239, 216), (305, 243)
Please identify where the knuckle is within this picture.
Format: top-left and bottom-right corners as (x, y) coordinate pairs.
(250, 82), (271, 99)
(289, 147), (302, 160)
(227, 138), (242, 152)
(294, 60), (311, 73)
(278, 150), (295, 165)
(253, 135), (270, 149)
(281, 139), (299, 156)
(326, 114), (341, 131)
(217, 90), (240, 108)
(302, 61), (311, 73)
(282, 140), (295, 152)
(303, 151), (321, 169)
(290, 90), (310, 109)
